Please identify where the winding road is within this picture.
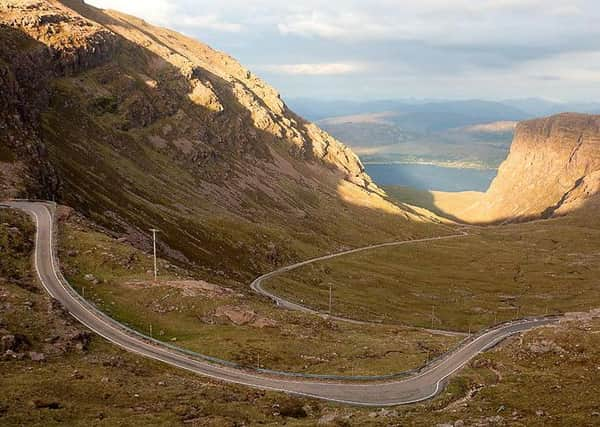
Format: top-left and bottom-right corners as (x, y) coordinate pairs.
(251, 228), (471, 335)
(5, 200), (556, 406)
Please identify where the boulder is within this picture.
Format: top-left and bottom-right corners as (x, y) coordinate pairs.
(28, 351), (45, 361)
(84, 274), (99, 284)
(1, 333), (30, 352)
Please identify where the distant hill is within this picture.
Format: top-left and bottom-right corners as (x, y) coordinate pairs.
(288, 98), (530, 125)
(502, 98), (600, 117)
(287, 98), (529, 171)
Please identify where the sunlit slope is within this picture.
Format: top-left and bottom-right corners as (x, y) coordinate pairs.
(0, 0), (445, 281)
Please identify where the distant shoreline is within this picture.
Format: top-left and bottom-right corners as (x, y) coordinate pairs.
(363, 160), (499, 171)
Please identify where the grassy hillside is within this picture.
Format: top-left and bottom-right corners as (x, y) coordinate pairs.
(1, 0), (445, 286)
(263, 212), (600, 332)
(56, 207), (459, 376)
(385, 185), (485, 223)
(2, 207), (599, 426)
(42, 73), (442, 282)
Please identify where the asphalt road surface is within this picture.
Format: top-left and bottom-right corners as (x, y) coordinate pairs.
(5, 201), (556, 406)
(251, 228), (471, 335)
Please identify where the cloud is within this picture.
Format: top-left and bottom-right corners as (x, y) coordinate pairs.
(263, 63), (365, 75)
(549, 5), (584, 16)
(88, 0), (174, 26)
(277, 12), (397, 41)
(277, 14), (346, 39)
(180, 15), (243, 32)
(274, 0), (598, 47)
(523, 51), (600, 82)
(85, 0), (600, 101)
(88, 0), (242, 32)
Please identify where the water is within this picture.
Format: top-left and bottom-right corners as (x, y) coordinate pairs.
(365, 163), (498, 192)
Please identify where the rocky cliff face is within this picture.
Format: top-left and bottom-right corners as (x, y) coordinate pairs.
(0, 0), (437, 280)
(1, 0), (378, 196)
(448, 113), (600, 223)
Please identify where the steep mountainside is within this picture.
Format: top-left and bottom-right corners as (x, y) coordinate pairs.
(434, 113), (600, 223)
(0, 0), (441, 282)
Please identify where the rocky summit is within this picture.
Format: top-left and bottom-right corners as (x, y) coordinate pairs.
(0, 0), (439, 280)
(486, 113), (600, 220)
(435, 113), (600, 224)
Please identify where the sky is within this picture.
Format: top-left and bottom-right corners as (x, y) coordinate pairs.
(86, 0), (600, 102)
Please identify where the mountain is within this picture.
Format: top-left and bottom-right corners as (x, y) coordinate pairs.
(318, 117), (516, 170)
(482, 113), (600, 220)
(0, 0), (440, 281)
(431, 113), (600, 223)
(286, 98), (529, 170)
(289, 98), (530, 125)
(503, 98), (600, 117)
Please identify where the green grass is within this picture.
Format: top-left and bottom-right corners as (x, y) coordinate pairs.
(58, 217), (460, 376)
(384, 185), (441, 215)
(5, 205), (599, 426)
(263, 215), (600, 332)
(0, 210), (35, 281)
(39, 58), (446, 288)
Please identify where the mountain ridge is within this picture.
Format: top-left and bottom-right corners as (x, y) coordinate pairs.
(0, 0), (441, 281)
(428, 113), (600, 223)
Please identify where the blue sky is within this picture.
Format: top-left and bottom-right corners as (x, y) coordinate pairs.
(87, 0), (600, 102)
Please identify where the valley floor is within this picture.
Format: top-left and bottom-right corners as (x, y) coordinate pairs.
(2, 207), (599, 425)
(263, 213), (600, 332)
(56, 210), (459, 377)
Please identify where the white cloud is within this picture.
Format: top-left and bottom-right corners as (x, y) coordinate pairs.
(273, 0), (597, 46)
(278, 15), (346, 39)
(180, 15), (243, 32)
(83, 0), (600, 101)
(277, 12), (395, 40)
(88, 0), (174, 26)
(521, 51), (600, 82)
(264, 63), (365, 75)
(550, 5), (584, 16)
(87, 0), (242, 32)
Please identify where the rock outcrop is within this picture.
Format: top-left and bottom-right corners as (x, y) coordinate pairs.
(0, 0), (121, 199)
(0, 0), (435, 278)
(0, 0), (379, 198)
(440, 113), (600, 223)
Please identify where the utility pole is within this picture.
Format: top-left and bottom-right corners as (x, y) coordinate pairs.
(149, 228), (160, 282)
(431, 305), (435, 329)
(329, 284), (333, 315)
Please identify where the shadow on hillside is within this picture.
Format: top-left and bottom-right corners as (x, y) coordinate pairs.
(384, 181), (600, 226)
(382, 185), (475, 224)
(1, 1), (459, 283)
